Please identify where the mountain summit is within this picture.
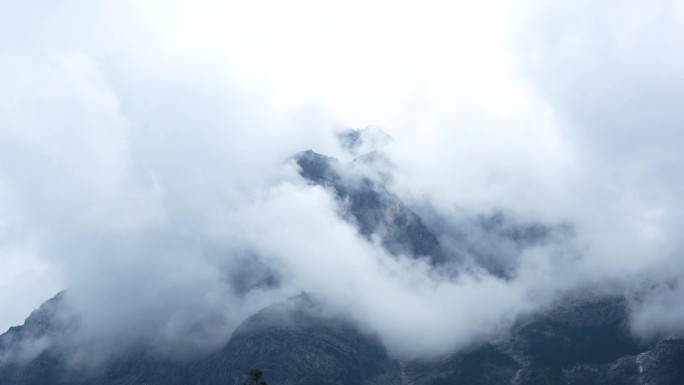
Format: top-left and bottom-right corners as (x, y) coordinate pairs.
(336, 127), (394, 156)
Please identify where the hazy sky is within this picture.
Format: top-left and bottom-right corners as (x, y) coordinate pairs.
(1, 0), (684, 360)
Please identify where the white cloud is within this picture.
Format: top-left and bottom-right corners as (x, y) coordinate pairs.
(1, 0), (683, 361)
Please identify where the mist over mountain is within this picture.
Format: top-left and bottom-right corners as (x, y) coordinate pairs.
(2, 128), (684, 384)
(2, 0), (684, 384)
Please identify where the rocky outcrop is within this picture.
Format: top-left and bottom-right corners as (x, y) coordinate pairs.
(294, 149), (444, 264)
(194, 294), (400, 385)
(407, 297), (684, 385)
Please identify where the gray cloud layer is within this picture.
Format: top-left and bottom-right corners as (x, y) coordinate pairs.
(1, 0), (683, 364)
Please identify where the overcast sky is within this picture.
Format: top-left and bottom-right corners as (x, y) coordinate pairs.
(1, 0), (684, 359)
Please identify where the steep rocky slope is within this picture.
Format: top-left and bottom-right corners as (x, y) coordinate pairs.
(409, 297), (684, 385)
(294, 149), (444, 264)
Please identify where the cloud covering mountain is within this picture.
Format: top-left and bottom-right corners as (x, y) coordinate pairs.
(1, 0), (683, 368)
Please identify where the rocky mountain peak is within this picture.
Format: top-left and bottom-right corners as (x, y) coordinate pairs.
(336, 127), (394, 156)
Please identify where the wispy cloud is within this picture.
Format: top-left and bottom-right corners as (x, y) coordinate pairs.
(1, 0), (683, 364)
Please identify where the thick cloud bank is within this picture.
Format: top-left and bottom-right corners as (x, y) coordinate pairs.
(1, 0), (683, 363)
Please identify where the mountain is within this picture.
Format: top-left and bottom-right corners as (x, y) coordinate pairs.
(2, 136), (683, 384)
(0, 293), (397, 385)
(192, 293), (400, 385)
(401, 297), (684, 385)
(294, 149), (445, 264)
(335, 127), (394, 156)
(3, 293), (683, 385)
(0, 293), (72, 385)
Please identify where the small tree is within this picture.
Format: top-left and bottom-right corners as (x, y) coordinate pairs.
(244, 368), (268, 385)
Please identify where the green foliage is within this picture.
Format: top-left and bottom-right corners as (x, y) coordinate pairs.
(243, 368), (268, 385)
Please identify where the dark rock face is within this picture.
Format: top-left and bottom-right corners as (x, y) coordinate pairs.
(195, 294), (399, 385)
(2, 293), (684, 385)
(409, 298), (684, 385)
(0, 294), (398, 385)
(404, 343), (520, 385)
(294, 150), (444, 264)
(293, 147), (571, 277)
(411, 208), (574, 278)
(0, 293), (75, 385)
(512, 298), (640, 367)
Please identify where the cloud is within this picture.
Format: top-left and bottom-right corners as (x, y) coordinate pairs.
(217, 180), (576, 358)
(1, 0), (683, 365)
(515, 0), (684, 338)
